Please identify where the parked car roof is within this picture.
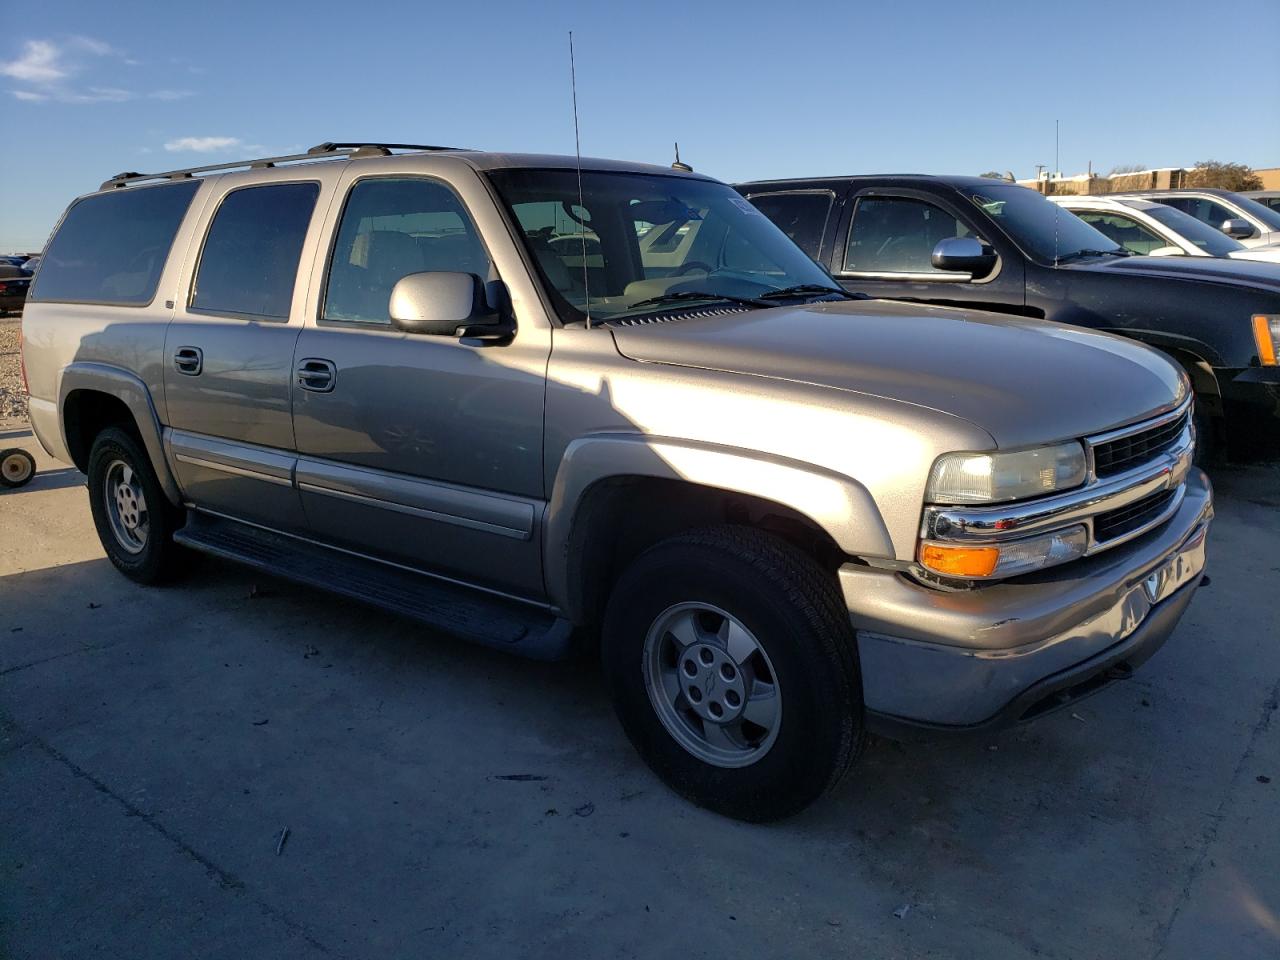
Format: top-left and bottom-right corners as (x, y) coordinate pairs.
(739, 174), (1010, 191)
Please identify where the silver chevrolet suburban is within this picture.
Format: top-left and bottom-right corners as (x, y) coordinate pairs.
(20, 143), (1213, 820)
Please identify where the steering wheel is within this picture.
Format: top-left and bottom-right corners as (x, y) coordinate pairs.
(676, 260), (713, 275)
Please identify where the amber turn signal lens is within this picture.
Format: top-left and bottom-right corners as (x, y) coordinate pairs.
(1253, 315), (1278, 366)
(919, 544), (1000, 578)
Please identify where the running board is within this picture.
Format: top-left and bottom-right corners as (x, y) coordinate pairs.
(173, 512), (574, 660)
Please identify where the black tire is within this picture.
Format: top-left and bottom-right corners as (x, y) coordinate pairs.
(86, 426), (188, 584)
(602, 526), (864, 822)
(0, 448), (36, 487)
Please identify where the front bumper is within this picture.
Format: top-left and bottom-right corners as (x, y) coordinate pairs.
(843, 468), (1212, 732)
(1222, 365), (1280, 433)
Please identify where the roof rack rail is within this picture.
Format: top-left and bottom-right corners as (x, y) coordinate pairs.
(100, 141), (469, 191)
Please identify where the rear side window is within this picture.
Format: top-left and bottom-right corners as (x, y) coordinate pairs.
(746, 192), (833, 258)
(191, 182), (319, 320)
(30, 180), (200, 305)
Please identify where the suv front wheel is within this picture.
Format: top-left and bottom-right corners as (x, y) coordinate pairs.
(602, 526), (864, 821)
(87, 426), (188, 584)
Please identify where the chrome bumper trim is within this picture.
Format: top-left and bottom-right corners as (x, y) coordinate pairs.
(921, 425), (1193, 554)
(849, 473), (1212, 726)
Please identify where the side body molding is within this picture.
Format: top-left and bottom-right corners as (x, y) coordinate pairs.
(58, 361), (182, 504)
(543, 433), (895, 609)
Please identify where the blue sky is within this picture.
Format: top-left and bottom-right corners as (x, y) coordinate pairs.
(1, 0), (1277, 252)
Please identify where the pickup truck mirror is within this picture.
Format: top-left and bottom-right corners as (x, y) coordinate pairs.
(931, 237), (996, 278)
(1220, 218), (1255, 240)
(389, 271), (492, 336)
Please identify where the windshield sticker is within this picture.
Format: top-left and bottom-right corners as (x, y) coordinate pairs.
(730, 197), (763, 216)
(973, 195), (1006, 216)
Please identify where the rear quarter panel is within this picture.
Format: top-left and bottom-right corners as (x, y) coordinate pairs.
(20, 180), (214, 461)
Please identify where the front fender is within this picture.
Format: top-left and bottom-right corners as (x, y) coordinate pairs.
(543, 433), (895, 609)
(58, 361), (182, 504)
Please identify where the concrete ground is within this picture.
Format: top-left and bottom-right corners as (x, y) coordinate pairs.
(2, 425), (1277, 960)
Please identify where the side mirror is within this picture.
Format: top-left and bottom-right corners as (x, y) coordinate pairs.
(1148, 245), (1184, 257)
(389, 271), (509, 339)
(1220, 218), (1255, 240)
(931, 237), (997, 277)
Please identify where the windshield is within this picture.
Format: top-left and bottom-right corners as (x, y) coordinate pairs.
(967, 184), (1123, 263)
(1226, 194), (1280, 232)
(1140, 203), (1243, 255)
(486, 169), (841, 325)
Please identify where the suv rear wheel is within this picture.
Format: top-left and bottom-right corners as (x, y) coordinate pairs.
(602, 526), (863, 821)
(87, 427), (188, 584)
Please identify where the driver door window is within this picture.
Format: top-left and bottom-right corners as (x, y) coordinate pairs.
(1075, 212), (1169, 255)
(323, 178), (490, 324)
(1160, 197), (1238, 231)
(844, 197), (973, 275)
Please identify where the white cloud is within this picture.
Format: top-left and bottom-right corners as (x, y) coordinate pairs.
(164, 136), (243, 153)
(71, 87), (133, 103)
(68, 36), (116, 57)
(0, 36), (162, 104)
(0, 40), (67, 83)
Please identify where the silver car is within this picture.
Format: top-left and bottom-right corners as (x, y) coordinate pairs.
(20, 143), (1213, 820)
(1050, 195), (1280, 265)
(1114, 187), (1280, 248)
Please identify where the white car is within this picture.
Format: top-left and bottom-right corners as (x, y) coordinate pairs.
(1050, 195), (1280, 265)
(1112, 188), (1280, 248)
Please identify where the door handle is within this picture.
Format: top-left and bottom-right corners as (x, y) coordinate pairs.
(296, 358), (337, 393)
(174, 346), (203, 376)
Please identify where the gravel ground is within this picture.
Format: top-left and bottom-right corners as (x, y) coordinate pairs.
(0, 317), (28, 421)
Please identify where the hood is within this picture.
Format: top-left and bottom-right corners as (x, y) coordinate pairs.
(610, 301), (1187, 450)
(1075, 252), (1280, 293)
(1229, 244), (1280, 265)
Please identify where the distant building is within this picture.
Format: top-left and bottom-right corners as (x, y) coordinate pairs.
(1016, 165), (1280, 196)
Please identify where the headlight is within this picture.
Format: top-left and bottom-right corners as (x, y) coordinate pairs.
(1253, 314), (1279, 366)
(926, 442), (1087, 504)
(919, 524), (1089, 579)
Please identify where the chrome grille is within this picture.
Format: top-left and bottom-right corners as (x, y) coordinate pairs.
(1092, 409), (1190, 478)
(1094, 488), (1178, 544)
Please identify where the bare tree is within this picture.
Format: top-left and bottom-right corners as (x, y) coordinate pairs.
(1185, 160), (1263, 191)
(1107, 163), (1147, 176)
(979, 171), (1004, 179)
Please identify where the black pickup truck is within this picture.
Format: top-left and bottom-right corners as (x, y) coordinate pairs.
(737, 175), (1280, 454)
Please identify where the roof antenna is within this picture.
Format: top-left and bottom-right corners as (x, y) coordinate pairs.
(672, 142), (692, 173)
(569, 31), (591, 329)
(1052, 118), (1061, 265)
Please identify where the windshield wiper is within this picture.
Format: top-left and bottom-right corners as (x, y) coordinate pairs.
(625, 290), (773, 311)
(1055, 248), (1131, 264)
(758, 283), (858, 301)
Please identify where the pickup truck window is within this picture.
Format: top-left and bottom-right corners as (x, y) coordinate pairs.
(844, 197), (972, 275)
(746, 192), (833, 258)
(323, 177), (491, 325)
(30, 179), (200, 306)
(1143, 204), (1242, 255)
(1159, 194), (1280, 232)
(487, 169), (836, 325)
(1075, 212), (1167, 256)
(191, 182), (319, 320)
(1159, 196), (1241, 231)
(966, 184), (1124, 263)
